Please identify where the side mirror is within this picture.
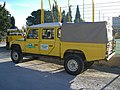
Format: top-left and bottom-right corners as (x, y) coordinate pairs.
(57, 29), (61, 38)
(24, 35), (26, 41)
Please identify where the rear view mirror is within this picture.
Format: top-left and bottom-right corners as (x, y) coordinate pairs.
(57, 28), (61, 38)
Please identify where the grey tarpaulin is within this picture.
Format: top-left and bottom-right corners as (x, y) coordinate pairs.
(60, 22), (109, 43)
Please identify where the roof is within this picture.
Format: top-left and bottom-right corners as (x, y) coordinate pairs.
(60, 22), (109, 43)
(30, 22), (62, 28)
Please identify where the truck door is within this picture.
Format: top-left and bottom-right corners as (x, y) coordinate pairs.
(40, 28), (60, 56)
(25, 28), (40, 54)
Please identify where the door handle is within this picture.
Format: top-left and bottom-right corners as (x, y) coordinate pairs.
(49, 45), (53, 47)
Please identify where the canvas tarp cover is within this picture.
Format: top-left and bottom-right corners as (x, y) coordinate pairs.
(60, 22), (108, 43)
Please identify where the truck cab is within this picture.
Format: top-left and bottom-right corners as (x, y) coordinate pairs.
(11, 22), (62, 56)
(6, 29), (24, 49)
(10, 22), (115, 75)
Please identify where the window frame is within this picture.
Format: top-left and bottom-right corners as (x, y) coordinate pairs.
(42, 28), (55, 40)
(27, 29), (39, 39)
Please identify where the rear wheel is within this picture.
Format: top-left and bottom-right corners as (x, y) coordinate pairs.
(64, 54), (84, 75)
(11, 49), (23, 64)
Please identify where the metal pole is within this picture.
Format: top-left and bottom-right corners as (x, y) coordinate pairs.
(53, 0), (60, 22)
(60, 7), (62, 22)
(48, 0), (54, 22)
(68, 0), (70, 22)
(92, 0), (94, 22)
(41, 0), (44, 23)
(83, 0), (84, 20)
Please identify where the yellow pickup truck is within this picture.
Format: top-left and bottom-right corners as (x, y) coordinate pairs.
(6, 29), (24, 49)
(10, 22), (115, 75)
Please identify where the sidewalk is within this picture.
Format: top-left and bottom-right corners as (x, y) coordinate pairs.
(0, 42), (6, 47)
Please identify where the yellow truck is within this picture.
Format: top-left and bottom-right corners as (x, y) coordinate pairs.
(6, 29), (24, 49)
(10, 22), (115, 75)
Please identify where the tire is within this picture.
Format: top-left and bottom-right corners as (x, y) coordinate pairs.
(64, 54), (84, 75)
(11, 50), (23, 64)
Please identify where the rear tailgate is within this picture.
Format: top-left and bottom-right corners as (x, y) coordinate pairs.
(106, 23), (115, 60)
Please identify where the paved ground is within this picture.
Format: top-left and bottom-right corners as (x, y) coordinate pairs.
(0, 43), (120, 90)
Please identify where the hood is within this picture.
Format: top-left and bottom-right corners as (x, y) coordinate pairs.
(16, 38), (25, 41)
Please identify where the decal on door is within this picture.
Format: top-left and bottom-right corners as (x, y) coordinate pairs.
(41, 44), (48, 50)
(26, 44), (35, 48)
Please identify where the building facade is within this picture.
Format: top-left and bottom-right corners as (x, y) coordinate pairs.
(112, 16), (120, 34)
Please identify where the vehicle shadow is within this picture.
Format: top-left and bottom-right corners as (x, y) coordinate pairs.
(18, 55), (120, 75)
(19, 54), (64, 68)
(0, 60), (75, 90)
(91, 64), (120, 75)
(37, 56), (64, 65)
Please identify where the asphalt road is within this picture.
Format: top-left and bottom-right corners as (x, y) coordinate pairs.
(0, 43), (120, 90)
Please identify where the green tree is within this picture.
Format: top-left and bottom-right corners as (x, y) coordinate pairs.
(74, 5), (83, 23)
(61, 10), (66, 22)
(68, 6), (72, 22)
(10, 16), (15, 28)
(64, 6), (72, 22)
(26, 5), (73, 25)
(0, 2), (11, 32)
(52, 4), (58, 22)
(44, 10), (53, 23)
(26, 9), (40, 26)
(26, 9), (53, 26)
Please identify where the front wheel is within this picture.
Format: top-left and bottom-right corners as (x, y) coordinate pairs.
(11, 50), (23, 64)
(64, 54), (84, 75)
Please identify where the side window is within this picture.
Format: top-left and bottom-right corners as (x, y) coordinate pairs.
(42, 29), (54, 39)
(27, 29), (38, 39)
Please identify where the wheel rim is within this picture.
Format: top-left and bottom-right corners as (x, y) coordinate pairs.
(12, 51), (19, 61)
(67, 59), (78, 72)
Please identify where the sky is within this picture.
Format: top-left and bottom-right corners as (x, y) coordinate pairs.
(0, 0), (120, 29)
